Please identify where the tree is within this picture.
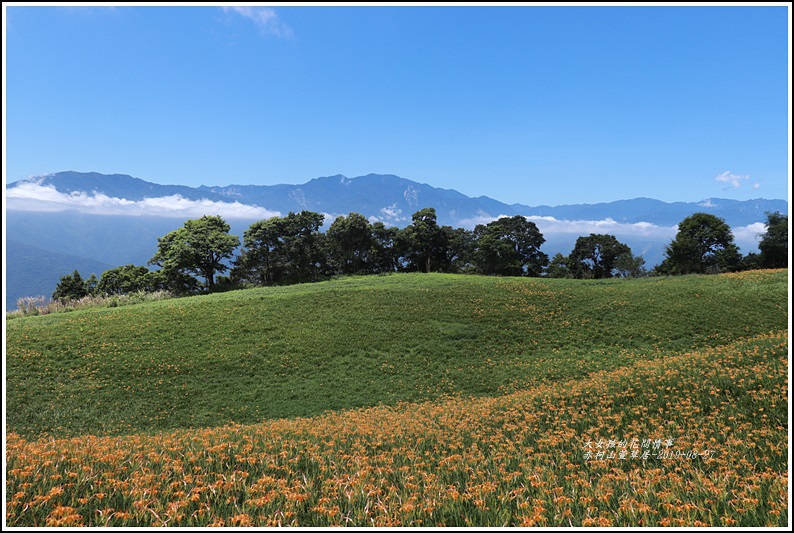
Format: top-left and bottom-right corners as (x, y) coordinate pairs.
(148, 215), (239, 292)
(52, 270), (89, 301)
(444, 226), (477, 273)
(568, 234), (633, 279)
(399, 208), (448, 273)
(370, 222), (400, 274)
(656, 213), (741, 275)
(614, 252), (647, 278)
(474, 216), (548, 277)
(758, 211), (788, 268)
(233, 211), (326, 286)
(327, 212), (374, 275)
(738, 252), (763, 272)
(84, 273), (99, 296)
(274, 210), (326, 283)
(545, 253), (571, 278)
(234, 216), (283, 286)
(98, 264), (161, 295)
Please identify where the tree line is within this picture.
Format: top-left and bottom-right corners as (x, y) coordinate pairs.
(52, 208), (788, 301)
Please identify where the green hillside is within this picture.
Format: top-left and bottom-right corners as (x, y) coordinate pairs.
(6, 270), (788, 440)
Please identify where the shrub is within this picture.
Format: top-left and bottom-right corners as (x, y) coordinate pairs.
(7, 290), (176, 319)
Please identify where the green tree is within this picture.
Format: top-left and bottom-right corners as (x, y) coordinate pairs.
(234, 216), (283, 285)
(234, 211), (326, 285)
(399, 208), (448, 273)
(739, 252), (763, 271)
(52, 270), (89, 301)
(545, 253), (571, 278)
(656, 213), (741, 275)
(614, 252), (647, 278)
(84, 273), (99, 296)
(444, 226), (477, 273)
(148, 215), (239, 293)
(370, 222), (400, 274)
(275, 210), (326, 283)
(568, 234), (633, 279)
(474, 216), (548, 277)
(327, 212), (374, 275)
(758, 211), (788, 268)
(98, 264), (160, 295)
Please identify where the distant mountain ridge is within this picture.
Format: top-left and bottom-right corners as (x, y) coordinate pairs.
(4, 171), (788, 310)
(5, 240), (113, 310)
(8, 171), (787, 228)
(17, 171), (232, 202)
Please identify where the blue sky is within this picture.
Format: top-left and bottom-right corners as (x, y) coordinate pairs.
(4, 4), (790, 206)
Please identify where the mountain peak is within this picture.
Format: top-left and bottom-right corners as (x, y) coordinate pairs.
(7, 170), (786, 230)
(309, 174), (347, 183)
(9, 170), (231, 203)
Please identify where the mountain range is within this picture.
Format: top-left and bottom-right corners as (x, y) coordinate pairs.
(4, 171), (788, 310)
(8, 170), (786, 227)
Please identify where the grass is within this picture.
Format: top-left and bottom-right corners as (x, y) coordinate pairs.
(6, 330), (788, 526)
(6, 270), (788, 439)
(5, 269), (789, 526)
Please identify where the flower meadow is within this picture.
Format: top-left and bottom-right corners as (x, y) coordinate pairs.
(6, 271), (786, 439)
(6, 328), (788, 527)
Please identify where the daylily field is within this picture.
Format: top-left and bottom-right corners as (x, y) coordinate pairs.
(5, 270), (789, 526)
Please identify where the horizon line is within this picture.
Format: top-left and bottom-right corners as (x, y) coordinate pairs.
(6, 170), (788, 207)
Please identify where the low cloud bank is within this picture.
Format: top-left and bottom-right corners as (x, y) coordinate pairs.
(5, 184), (767, 254)
(527, 216), (677, 240)
(732, 222), (766, 251)
(460, 214), (764, 254)
(459, 214), (677, 239)
(6, 183), (281, 220)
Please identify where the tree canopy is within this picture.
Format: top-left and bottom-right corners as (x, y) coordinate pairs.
(567, 234), (633, 279)
(398, 208), (448, 273)
(53, 204), (783, 305)
(97, 264), (164, 295)
(233, 211), (326, 285)
(474, 216), (548, 277)
(148, 215), (239, 293)
(52, 270), (90, 301)
(327, 212), (375, 275)
(758, 211), (788, 269)
(656, 212), (741, 275)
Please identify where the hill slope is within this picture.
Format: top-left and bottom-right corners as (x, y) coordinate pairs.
(6, 270), (787, 440)
(5, 270), (788, 527)
(5, 241), (113, 310)
(7, 332), (787, 526)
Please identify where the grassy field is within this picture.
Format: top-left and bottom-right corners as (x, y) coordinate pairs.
(5, 269), (789, 526)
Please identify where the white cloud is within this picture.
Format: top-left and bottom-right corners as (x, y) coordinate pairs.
(319, 213), (340, 229)
(732, 222), (767, 247)
(534, 217), (768, 254)
(223, 6), (293, 38)
(379, 204), (407, 222)
(715, 171), (750, 189)
(457, 213), (678, 239)
(524, 216), (679, 240)
(5, 183), (281, 220)
(457, 214), (509, 229)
